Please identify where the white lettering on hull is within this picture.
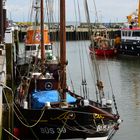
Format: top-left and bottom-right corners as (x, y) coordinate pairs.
(40, 127), (66, 134)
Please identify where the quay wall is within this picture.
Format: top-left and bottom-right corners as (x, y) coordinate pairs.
(18, 28), (121, 42)
(0, 46), (6, 139)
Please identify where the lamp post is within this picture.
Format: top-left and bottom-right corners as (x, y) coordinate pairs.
(3, 0), (7, 34)
(0, 0), (7, 43)
(0, 0), (4, 43)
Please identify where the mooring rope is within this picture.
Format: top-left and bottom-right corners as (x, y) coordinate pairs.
(13, 103), (45, 128)
(3, 128), (20, 140)
(56, 114), (69, 140)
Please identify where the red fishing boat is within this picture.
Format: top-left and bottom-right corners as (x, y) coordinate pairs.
(89, 47), (117, 57)
(89, 32), (117, 57)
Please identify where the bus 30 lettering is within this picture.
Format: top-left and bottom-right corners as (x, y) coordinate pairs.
(40, 127), (66, 134)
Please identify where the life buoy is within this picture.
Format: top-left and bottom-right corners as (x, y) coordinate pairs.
(35, 33), (41, 41)
(45, 82), (53, 90)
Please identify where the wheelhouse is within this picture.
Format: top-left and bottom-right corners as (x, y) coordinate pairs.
(25, 44), (52, 51)
(121, 27), (140, 40)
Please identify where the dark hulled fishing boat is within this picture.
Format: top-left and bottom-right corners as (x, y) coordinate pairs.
(118, 0), (140, 56)
(13, 0), (121, 140)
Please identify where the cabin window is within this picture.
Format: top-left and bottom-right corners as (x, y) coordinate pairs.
(122, 31), (127, 36)
(25, 45), (36, 51)
(45, 45), (52, 50)
(127, 31), (131, 36)
(132, 31), (140, 37)
(122, 31), (132, 37)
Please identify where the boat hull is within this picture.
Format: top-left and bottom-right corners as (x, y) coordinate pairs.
(86, 136), (108, 140)
(118, 40), (140, 56)
(14, 105), (114, 140)
(89, 47), (117, 57)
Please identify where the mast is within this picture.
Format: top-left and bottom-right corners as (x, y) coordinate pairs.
(60, 0), (66, 101)
(0, 0), (3, 43)
(138, 0), (140, 26)
(40, 0), (45, 68)
(34, 0), (39, 26)
(3, 0), (6, 34)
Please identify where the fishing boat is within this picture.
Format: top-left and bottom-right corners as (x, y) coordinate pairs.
(16, 1), (58, 81)
(13, 0), (121, 140)
(17, 24), (55, 66)
(23, 0), (55, 62)
(24, 25), (54, 61)
(118, 0), (140, 56)
(89, 31), (117, 57)
(88, 1), (117, 57)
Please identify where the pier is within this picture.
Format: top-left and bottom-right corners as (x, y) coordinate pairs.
(18, 25), (121, 42)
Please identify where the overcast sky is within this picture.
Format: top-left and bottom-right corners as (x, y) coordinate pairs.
(6, 0), (139, 23)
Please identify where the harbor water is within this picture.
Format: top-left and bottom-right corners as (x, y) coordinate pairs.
(66, 41), (140, 140)
(1, 41), (140, 140)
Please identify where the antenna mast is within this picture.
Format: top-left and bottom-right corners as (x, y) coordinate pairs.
(40, 0), (45, 67)
(138, 0), (140, 26)
(60, 0), (66, 101)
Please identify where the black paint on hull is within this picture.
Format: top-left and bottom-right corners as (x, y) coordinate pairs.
(14, 106), (113, 140)
(118, 40), (140, 56)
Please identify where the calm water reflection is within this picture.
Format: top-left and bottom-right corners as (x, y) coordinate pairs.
(1, 41), (140, 140)
(66, 41), (140, 140)
(112, 56), (140, 140)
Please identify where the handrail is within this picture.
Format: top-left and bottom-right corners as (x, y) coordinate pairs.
(0, 44), (6, 140)
(0, 83), (14, 140)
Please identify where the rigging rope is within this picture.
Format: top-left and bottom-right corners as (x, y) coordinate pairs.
(75, 0), (89, 98)
(45, 0), (60, 58)
(68, 67), (75, 93)
(75, 1), (84, 82)
(2, 83), (119, 139)
(14, 102), (45, 128)
(3, 128), (20, 140)
(85, 0), (106, 101)
(92, 0), (99, 23)
(84, 0), (91, 25)
(104, 55), (119, 115)
(56, 115), (69, 140)
(1, 84), (39, 139)
(83, 0), (102, 101)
